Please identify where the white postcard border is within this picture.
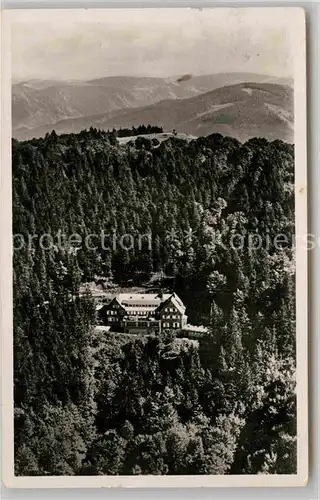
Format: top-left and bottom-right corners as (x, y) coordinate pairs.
(1, 7), (308, 488)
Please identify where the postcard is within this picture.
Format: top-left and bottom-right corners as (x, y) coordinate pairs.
(1, 7), (307, 488)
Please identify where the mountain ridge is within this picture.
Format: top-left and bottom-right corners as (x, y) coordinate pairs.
(12, 72), (293, 141)
(14, 81), (293, 143)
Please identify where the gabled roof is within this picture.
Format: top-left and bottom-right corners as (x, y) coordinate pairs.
(118, 293), (171, 307)
(104, 296), (127, 311)
(155, 293), (186, 315)
(101, 292), (186, 314)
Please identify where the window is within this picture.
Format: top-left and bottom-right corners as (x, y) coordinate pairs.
(173, 322), (179, 328)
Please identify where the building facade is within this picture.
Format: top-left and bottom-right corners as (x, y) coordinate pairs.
(99, 292), (188, 333)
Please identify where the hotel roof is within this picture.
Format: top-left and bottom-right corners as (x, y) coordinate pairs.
(117, 293), (172, 306)
(182, 324), (208, 333)
(101, 292), (186, 314)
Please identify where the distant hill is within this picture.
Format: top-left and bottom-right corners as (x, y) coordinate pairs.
(87, 73), (293, 92)
(15, 82), (293, 143)
(12, 73), (293, 140)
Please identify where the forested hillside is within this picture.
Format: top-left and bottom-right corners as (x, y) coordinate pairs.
(13, 129), (296, 475)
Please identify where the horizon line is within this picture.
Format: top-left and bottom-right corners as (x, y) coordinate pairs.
(12, 71), (293, 84)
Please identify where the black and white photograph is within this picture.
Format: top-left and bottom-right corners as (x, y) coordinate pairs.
(1, 7), (307, 488)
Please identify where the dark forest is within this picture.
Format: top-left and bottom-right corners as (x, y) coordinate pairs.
(13, 128), (296, 476)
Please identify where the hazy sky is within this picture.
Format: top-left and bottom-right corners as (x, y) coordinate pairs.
(11, 8), (295, 81)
